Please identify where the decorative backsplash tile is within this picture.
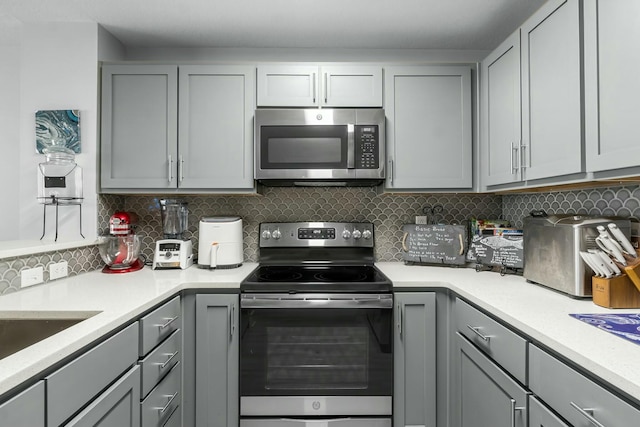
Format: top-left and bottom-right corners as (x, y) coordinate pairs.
(502, 185), (640, 228)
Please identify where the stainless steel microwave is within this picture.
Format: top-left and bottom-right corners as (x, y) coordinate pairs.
(255, 108), (385, 186)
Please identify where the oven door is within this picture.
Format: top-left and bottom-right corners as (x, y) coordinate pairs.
(239, 293), (393, 417)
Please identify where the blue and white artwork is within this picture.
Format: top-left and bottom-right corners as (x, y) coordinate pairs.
(36, 110), (81, 153)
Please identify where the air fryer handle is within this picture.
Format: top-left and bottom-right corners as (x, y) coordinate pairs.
(209, 242), (219, 268)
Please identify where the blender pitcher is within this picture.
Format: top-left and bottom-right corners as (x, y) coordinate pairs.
(160, 199), (188, 240)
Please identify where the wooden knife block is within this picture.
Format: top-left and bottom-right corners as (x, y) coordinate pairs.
(592, 274), (640, 309)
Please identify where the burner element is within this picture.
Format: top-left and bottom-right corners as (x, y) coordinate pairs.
(314, 269), (368, 282)
(257, 267), (304, 282)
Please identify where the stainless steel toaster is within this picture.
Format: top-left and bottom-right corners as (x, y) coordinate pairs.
(523, 214), (631, 297)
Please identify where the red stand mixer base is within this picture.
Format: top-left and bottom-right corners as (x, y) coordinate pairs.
(101, 258), (144, 274)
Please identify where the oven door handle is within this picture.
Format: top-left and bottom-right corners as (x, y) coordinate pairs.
(279, 418), (355, 425)
(241, 294), (393, 309)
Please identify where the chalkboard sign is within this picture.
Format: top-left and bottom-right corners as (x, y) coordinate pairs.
(401, 224), (467, 265)
(468, 235), (524, 268)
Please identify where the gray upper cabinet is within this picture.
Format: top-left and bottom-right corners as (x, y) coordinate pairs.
(101, 64), (255, 193)
(481, 0), (582, 188)
(195, 294), (239, 427)
(385, 66), (473, 190)
(179, 65), (255, 190)
(0, 381), (45, 427)
(584, 0), (640, 173)
(481, 30), (522, 187)
(257, 64), (382, 107)
(393, 292), (436, 427)
(101, 64), (178, 190)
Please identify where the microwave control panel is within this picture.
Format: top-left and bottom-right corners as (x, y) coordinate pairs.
(355, 125), (379, 169)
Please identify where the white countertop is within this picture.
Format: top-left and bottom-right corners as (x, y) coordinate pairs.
(2, 261), (640, 405)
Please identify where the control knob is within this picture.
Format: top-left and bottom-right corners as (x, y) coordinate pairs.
(342, 229), (352, 239)
(362, 230), (372, 240)
(165, 251), (173, 259)
(352, 229), (362, 240)
(261, 230), (271, 240)
(272, 229), (282, 239)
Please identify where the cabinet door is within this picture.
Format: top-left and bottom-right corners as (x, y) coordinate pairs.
(585, 0), (640, 172)
(385, 66), (472, 190)
(393, 292), (436, 427)
(457, 333), (528, 427)
(65, 365), (140, 427)
(195, 294), (239, 427)
(481, 30), (522, 187)
(529, 396), (570, 427)
(257, 65), (319, 107)
(0, 381), (45, 427)
(101, 64), (178, 190)
(321, 66), (382, 107)
(521, 0), (582, 181)
(179, 65), (255, 190)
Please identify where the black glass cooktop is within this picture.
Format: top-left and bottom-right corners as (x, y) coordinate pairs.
(240, 265), (392, 293)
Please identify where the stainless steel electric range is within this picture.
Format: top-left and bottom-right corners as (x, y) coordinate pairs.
(239, 222), (393, 427)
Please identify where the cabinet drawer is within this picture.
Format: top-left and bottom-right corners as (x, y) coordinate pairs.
(529, 344), (640, 427)
(455, 298), (527, 384)
(139, 329), (181, 398)
(46, 322), (139, 427)
(141, 362), (181, 427)
(162, 405), (182, 427)
(139, 296), (181, 357)
(0, 381), (45, 427)
(529, 395), (569, 427)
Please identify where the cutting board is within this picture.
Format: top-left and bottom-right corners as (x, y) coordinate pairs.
(401, 224), (467, 265)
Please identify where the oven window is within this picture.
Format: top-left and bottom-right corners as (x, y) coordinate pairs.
(240, 308), (392, 397)
(260, 125), (348, 169)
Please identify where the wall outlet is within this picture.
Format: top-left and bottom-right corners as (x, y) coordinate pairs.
(49, 261), (68, 280)
(21, 267), (44, 288)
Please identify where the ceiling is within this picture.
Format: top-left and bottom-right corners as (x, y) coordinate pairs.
(0, 0), (547, 50)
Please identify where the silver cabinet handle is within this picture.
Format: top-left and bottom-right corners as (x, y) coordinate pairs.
(520, 141), (530, 170)
(324, 72), (328, 104)
(510, 399), (525, 427)
(389, 159), (394, 185)
(467, 325), (491, 342)
(510, 142), (518, 174)
(229, 303), (236, 339)
(157, 351), (178, 369)
(167, 155), (173, 183)
(157, 392), (178, 414)
(570, 402), (607, 427)
(312, 72), (316, 104)
(397, 302), (403, 339)
(158, 316), (178, 329)
(178, 155), (184, 183)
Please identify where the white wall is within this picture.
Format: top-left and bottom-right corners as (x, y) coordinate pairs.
(0, 45), (20, 240)
(19, 22), (100, 242)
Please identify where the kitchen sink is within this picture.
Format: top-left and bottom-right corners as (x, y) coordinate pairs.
(0, 312), (98, 360)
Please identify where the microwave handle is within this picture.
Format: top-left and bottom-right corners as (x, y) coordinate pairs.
(347, 124), (355, 169)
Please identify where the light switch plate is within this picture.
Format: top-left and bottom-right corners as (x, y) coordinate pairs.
(49, 261), (68, 280)
(21, 267), (44, 288)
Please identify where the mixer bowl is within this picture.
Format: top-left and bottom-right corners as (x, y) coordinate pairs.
(98, 234), (142, 270)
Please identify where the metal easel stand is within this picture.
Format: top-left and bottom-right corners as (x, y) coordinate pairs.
(39, 196), (85, 242)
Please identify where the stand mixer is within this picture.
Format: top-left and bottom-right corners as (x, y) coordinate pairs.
(98, 211), (144, 274)
(152, 199), (194, 270)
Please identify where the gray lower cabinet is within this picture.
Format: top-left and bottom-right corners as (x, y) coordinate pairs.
(393, 292), (437, 427)
(529, 396), (569, 427)
(65, 365), (140, 427)
(195, 293), (239, 427)
(456, 333), (529, 427)
(529, 344), (640, 427)
(384, 66), (473, 190)
(0, 381), (45, 427)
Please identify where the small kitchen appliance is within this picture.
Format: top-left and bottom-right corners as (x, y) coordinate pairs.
(153, 199), (193, 270)
(98, 211), (144, 274)
(239, 222), (393, 426)
(197, 216), (243, 269)
(254, 108), (385, 186)
(523, 214), (631, 297)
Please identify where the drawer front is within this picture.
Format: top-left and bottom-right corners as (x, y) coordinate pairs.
(139, 329), (182, 398)
(139, 296), (181, 357)
(141, 362), (181, 427)
(47, 322), (139, 427)
(0, 381), (45, 427)
(455, 297), (527, 384)
(529, 395), (569, 427)
(529, 344), (640, 427)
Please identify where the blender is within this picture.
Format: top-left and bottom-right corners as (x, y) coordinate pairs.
(152, 199), (194, 270)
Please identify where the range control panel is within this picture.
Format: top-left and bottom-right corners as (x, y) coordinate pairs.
(260, 222), (374, 248)
(355, 125), (379, 169)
